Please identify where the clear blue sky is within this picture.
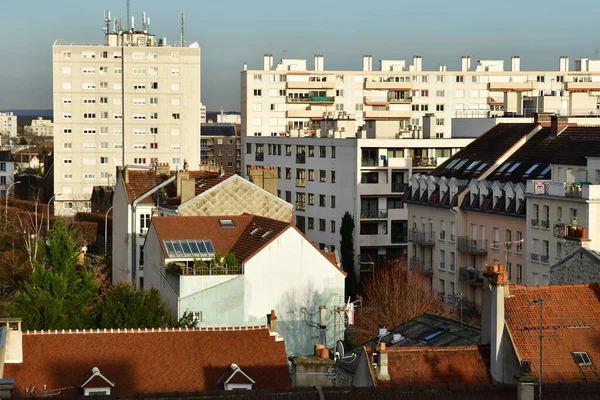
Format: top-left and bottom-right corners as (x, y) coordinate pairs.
(1, 0), (599, 112)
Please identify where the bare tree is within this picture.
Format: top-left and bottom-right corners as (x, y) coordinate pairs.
(14, 193), (45, 271)
(353, 259), (452, 343)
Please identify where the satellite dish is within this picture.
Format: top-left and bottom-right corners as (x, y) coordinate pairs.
(336, 340), (345, 359)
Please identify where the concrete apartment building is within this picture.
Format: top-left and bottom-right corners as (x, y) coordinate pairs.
(244, 115), (475, 271)
(52, 10), (201, 214)
(25, 117), (54, 137)
(200, 123), (240, 174)
(0, 112), (17, 138)
(407, 113), (600, 303)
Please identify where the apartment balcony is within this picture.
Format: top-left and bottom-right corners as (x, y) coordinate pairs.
(296, 153), (306, 164)
(359, 182), (391, 195)
(391, 183), (409, 193)
(359, 232), (392, 247)
(287, 96), (335, 104)
(391, 234), (408, 244)
(409, 256), (433, 274)
(255, 153), (264, 162)
(408, 229), (436, 246)
(365, 80), (412, 90)
(531, 219), (539, 227)
(388, 207), (408, 221)
(488, 82), (533, 92)
(364, 110), (412, 120)
(527, 181), (600, 200)
(553, 223), (589, 242)
(541, 255), (550, 264)
(412, 157), (438, 168)
(459, 267), (484, 286)
(287, 80), (335, 90)
(530, 253), (540, 262)
(566, 82), (600, 92)
(295, 178), (306, 188)
(388, 158), (412, 168)
(457, 237), (488, 255)
(360, 209), (388, 219)
(364, 97), (389, 106)
(361, 158), (388, 168)
(388, 94), (412, 104)
(540, 220), (550, 229)
(287, 108), (326, 119)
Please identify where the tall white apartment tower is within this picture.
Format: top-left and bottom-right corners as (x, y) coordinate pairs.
(53, 10), (201, 215)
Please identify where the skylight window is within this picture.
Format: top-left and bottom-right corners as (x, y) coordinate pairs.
(537, 165), (552, 178)
(475, 163), (488, 173)
(261, 230), (272, 239)
(465, 161), (480, 171)
(445, 159), (460, 170)
(418, 325), (450, 343)
(250, 228), (260, 235)
(523, 163), (540, 178)
(219, 219), (235, 227)
(497, 161), (513, 173)
(573, 352), (592, 366)
(163, 239), (215, 258)
(506, 162), (521, 174)
(453, 159), (468, 170)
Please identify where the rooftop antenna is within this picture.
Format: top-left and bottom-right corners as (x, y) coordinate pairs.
(103, 10), (111, 34)
(180, 13), (185, 47)
(126, 0), (131, 30)
(142, 12), (146, 31)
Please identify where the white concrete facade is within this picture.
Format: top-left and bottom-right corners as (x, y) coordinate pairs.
(52, 20), (201, 215)
(0, 113), (17, 138)
(26, 117), (54, 137)
(244, 125), (473, 274)
(525, 161), (600, 284)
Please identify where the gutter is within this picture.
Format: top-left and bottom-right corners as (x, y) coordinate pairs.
(130, 174), (177, 284)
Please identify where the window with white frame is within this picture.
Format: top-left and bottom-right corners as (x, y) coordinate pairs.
(132, 67), (146, 75)
(133, 129), (146, 135)
(63, 173), (73, 179)
(62, 51), (71, 58)
(170, 83), (180, 91)
(63, 128), (72, 134)
(133, 144), (146, 150)
(83, 128), (96, 135)
(133, 113), (146, 120)
(133, 83), (146, 90)
(83, 158), (96, 165)
(133, 98), (146, 105)
(171, 128), (180, 135)
(133, 52), (145, 60)
(83, 143), (96, 150)
(100, 127), (108, 135)
(63, 97), (72, 104)
(99, 142), (109, 149)
(63, 142), (72, 149)
(83, 173), (96, 180)
(171, 68), (180, 76)
(171, 98), (180, 106)
(63, 158), (72, 164)
(82, 66), (96, 74)
(150, 97), (158, 105)
(63, 113), (72, 119)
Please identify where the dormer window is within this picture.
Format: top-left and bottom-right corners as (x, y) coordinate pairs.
(78, 367), (115, 396)
(573, 352), (592, 366)
(219, 219), (235, 227)
(218, 364), (255, 391)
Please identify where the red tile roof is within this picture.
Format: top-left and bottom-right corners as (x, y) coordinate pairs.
(4, 327), (290, 397)
(123, 169), (233, 205)
(505, 284), (600, 383)
(376, 345), (491, 386)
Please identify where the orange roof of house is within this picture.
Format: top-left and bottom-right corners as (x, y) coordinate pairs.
(123, 169), (233, 205)
(378, 345), (491, 386)
(505, 284), (600, 383)
(151, 215), (342, 271)
(4, 327), (290, 397)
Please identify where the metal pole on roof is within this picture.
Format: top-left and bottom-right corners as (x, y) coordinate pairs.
(531, 298), (544, 400)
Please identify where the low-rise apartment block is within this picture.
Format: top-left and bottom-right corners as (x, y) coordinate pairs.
(200, 123), (240, 174)
(25, 117), (54, 137)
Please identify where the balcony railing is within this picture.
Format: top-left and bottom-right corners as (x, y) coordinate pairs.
(296, 178), (306, 188)
(540, 220), (550, 229)
(296, 153), (306, 164)
(288, 96), (335, 103)
(457, 237), (488, 254)
(255, 153), (264, 162)
(541, 255), (549, 264)
(360, 209), (388, 219)
(530, 253), (540, 262)
(412, 157), (437, 168)
(565, 183), (583, 198)
(531, 219), (539, 227)
(439, 262), (446, 270)
(439, 231), (446, 240)
(409, 257), (433, 274)
(408, 229), (436, 246)
(553, 223), (588, 241)
(361, 158), (379, 167)
(391, 183), (409, 193)
(391, 234), (407, 244)
(167, 262), (243, 276)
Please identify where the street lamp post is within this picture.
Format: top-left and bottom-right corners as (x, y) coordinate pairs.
(47, 195), (56, 233)
(105, 206), (113, 257)
(5, 181), (21, 220)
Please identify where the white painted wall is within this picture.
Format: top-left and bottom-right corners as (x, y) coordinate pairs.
(111, 178), (132, 284)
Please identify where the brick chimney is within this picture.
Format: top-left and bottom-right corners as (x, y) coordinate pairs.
(180, 176), (196, 204)
(482, 264), (510, 383)
(176, 170), (190, 198)
(123, 166), (130, 184)
(155, 162), (170, 176)
(515, 360), (537, 400)
(550, 115), (569, 138)
(199, 161), (220, 173)
(267, 309), (277, 333)
(376, 343), (390, 381)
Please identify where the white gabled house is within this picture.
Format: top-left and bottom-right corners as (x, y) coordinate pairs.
(143, 214), (346, 356)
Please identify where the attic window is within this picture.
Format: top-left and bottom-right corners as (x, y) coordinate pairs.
(219, 219), (235, 227)
(465, 161), (479, 171)
(537, 165), (552, 178)
(573, 352), (592, 366)
(496, 161), (512, 174)
(453, 159), (468, 170)
(418, 325), (450, 343)
(506, 162), (521, 174)
(475, 162), (488, 173)
(445, 159), (460, 170)
(261, 230), (272, 239)
(522, 163), (540, 178)
(250, 228), (260, 235)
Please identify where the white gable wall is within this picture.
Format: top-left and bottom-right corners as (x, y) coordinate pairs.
(243, 227), (346, 355)
(112, 178), (133, 285)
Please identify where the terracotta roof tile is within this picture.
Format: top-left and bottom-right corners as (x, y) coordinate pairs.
(124, 169), (172, 204)
(4, 327), (290, 396)
(377, 345), (491, 386)
(505, 284), (600, 383)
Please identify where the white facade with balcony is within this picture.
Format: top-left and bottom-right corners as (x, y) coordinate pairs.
(525, 161), (600, 284)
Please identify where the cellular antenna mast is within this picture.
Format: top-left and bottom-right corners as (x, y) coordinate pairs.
(126, 0), (131, 30)
(180, 13), (185, 47)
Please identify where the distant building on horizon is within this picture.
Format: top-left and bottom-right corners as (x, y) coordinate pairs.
(0, 112), (17, 138)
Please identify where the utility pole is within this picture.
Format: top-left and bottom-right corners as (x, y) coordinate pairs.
(530, 298), (545, 400)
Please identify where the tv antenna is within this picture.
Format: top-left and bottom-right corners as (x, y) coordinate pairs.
(180, 13), (185, 47)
